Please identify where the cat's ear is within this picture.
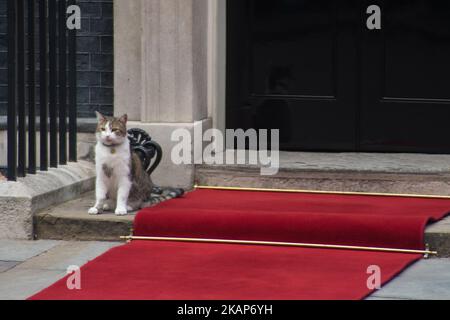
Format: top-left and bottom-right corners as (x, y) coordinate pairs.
(95, 111), (106, 122)
(119, 114), (128, 124)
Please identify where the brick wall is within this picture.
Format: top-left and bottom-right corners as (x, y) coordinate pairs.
(0, 0), (114, 119)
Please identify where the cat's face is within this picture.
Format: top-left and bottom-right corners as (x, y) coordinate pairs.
(95, 112), (128, 146)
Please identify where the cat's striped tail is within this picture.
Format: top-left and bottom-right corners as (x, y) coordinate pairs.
(143, 187), (185, 207)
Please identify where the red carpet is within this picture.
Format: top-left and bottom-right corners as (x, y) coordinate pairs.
(31, 189), (450, 300)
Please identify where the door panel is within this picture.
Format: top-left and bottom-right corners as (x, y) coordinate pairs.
(227, 0), (450, 153)
(360, 0), (450, 153)
(226, 0), (359, 151)
(249, 1), (336, 97)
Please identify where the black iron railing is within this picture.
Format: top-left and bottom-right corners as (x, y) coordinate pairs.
(6, 0), (77, 181)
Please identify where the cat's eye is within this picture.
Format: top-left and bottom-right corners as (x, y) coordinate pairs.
(101, 128), (106, 131)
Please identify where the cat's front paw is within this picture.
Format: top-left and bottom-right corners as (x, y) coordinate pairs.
(88, 207), (100, 215)
(115, 208), (128, 216)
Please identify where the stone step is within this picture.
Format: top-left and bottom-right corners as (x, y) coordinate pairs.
(34, 192), (134, 242)
(34, 190), (450, 257)
(194, 152), (450, 257)
(425, 218), (450, 257)
(195, 152), (450, 196)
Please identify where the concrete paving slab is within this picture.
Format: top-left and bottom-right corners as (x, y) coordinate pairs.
(17, 241), (121, 271)
(0, 240), (59, 262)
(0, 240), (448, 300)
(0, 261), (20, 273)
(365, 296), (410, 300)
(0, 240), (121, 300)
(0, 268), (67, 300)
(371, 259), (450, 300)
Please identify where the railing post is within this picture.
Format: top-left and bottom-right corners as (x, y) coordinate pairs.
(7, 0), (17, 181)
(48, 0), (58, 168)
(17, 0), (26, 177)
(28, 0), (37, 175)
(59, 0), (68, 165)
(7, 0), (77, 179)
(39, 0), (49, 171)
(68, 0), (77, 162)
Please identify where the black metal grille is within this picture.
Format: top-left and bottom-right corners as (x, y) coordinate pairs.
(6, 0), (77, 181)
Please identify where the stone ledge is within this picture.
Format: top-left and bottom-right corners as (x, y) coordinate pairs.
(35, 215), (133, 242)
(34, 192), (134, 242)
(0, 160), (96, 240)
(201, 151), (450, 175)
(195, 165), (450, 196)
(426, 217), (450, 257)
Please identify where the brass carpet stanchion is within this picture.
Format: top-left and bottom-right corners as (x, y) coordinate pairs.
(120, 236), (437, 257)
(194, 184), (450, 200)
(123, 184), (443, 257)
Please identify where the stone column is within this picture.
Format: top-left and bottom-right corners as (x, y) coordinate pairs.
(114, 0), (142, 121)
(114, 0), (211, 188)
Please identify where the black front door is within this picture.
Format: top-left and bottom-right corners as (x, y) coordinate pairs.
(227, 0), (450, 153)
(361, 0), (450, 153)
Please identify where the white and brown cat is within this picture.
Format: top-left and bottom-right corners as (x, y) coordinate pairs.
(89, 112), (182, 216)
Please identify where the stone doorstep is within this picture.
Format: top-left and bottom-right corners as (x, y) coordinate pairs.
(195, 159), (450, 257)
(425, 218), (450, 257)
(195, 166), (450, 197)
(34, 192), (450, 258)
(34, 192), (134, 242)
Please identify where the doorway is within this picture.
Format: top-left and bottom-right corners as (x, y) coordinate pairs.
(226, 0), (450, 153)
